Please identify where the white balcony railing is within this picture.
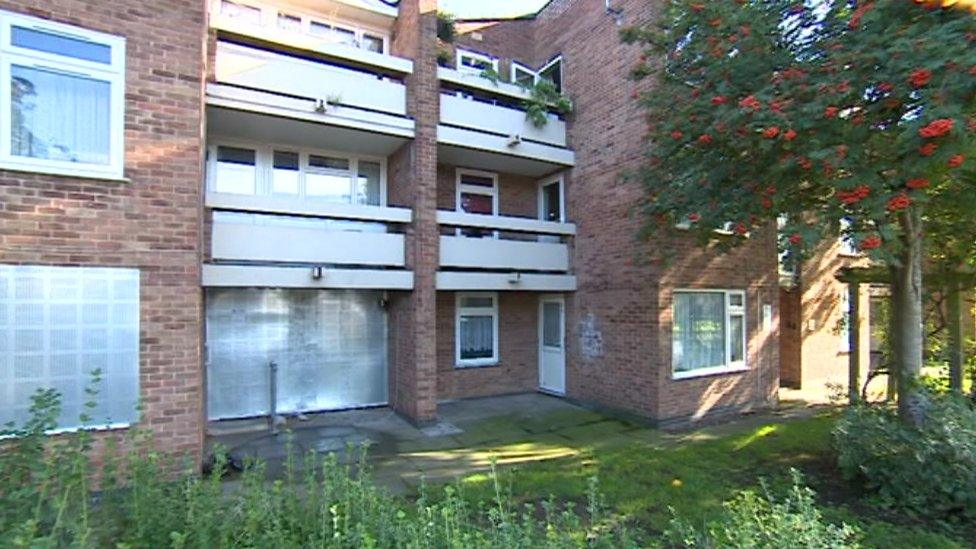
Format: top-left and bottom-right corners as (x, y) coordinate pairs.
(214, 41), (406, 117)
(437, 211), (575, 272)
(436, 68), (573, 167)
(208, 192), (411, 268)
(209, 2), (411, 76)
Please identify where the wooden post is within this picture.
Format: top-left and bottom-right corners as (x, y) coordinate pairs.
(848, 282), (861, 404)
(948, 279), (964, 394)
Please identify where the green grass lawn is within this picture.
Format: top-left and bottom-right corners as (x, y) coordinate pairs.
(444, 411), (972, 548)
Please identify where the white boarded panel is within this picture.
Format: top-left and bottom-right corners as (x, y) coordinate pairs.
(440, 94), (566, 147)
(439, 236), (569, 272)
(215, 42), (406, 116)
(0, 265), (139, 431)
(211, 212), (405, 267)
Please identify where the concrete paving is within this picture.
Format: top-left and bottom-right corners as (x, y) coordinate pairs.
(206, 392), (828, 494)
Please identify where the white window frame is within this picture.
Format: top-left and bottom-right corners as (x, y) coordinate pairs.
(0, 10), (125, 180)
(456, 48), (498, 75)
(455, 292), (500, 368)
(509, 56), (563, 92)
(206, 139), (388, 206)
(510, 61), (536, 86)
(212, 0), (390, 54)
(455, 168), (499, 237)
(839, 287), (851, 353)
(838, 218), (859, 256)
(672, 289), (748, 380)
(537, 173), (565, 223)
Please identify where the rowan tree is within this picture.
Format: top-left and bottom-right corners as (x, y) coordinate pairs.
(624, 0), (976, 423)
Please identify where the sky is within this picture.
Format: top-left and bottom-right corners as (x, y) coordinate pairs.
(438, 0), (550, 19)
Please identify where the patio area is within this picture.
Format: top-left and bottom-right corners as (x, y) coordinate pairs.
(207, 393), (825, 493)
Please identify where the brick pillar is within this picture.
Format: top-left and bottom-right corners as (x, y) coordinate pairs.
(388, 0), (440, 423)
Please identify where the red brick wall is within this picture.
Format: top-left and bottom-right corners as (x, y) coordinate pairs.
(463, 0), (781, 425)
(436, 163), (538, 218)
(0, 0), (207, 463)
(436, 291), (538, 400)
(795, 241), (871, 393)
(387, 0), (440, 423)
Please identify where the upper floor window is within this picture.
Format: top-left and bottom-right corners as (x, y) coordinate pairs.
(207, 141), (385, 206)
(456, 48), (497, 75)
(0, 11), (125, 179)
(509, 56), (563, 92)
(213, 0), (389, 54)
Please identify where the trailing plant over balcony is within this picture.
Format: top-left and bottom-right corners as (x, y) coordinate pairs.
(479, 68), (573, 129)
(436, 11), (456, 43)
(523, 79), (572, 128)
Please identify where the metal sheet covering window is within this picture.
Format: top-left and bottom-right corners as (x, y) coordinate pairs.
(0, 265), (140, 431)
(205, 289), (388, 420)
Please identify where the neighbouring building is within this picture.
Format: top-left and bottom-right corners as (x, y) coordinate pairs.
(0, 0), (779, 467)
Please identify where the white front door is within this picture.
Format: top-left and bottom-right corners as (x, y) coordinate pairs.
(539, 295), (566, 395)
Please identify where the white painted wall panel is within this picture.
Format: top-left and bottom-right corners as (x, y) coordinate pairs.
(439, 236), (569, 272)
(215, 42), (406, 116)
(211, 213), (405, 267)
(440, 94), (566, 147)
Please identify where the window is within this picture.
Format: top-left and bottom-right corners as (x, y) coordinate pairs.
(210, 0), (389, 54)
(511, 62), (536, 87)
(839, 218), (859, 256)
(213, 146), (257, 195)
(309, 20), (357, 48)
(0, 265), (140, 432)
(456, 169), (498, 238)
(0, 11), (125, 179)
(839, 287), (851, 353)
(456, 293), (499, 367)
(509, 56), (563, 92)
(206, 142), (387, 206)
(538, 56), (563, 93)
(361, 34), (385, 54)
(456, 48), (497, 75)
(271, 150), (299, 195)
(277, 12), (302, 33)
(672, 290), (747, 378)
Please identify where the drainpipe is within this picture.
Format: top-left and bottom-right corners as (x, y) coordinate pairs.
(269, 360), (279, 435)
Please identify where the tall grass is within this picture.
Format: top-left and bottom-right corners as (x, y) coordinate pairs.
(1, 388), (859, 548)
(0, 389), (639, 548)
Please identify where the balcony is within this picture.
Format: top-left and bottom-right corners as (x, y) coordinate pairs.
(437, 67), (575, 177)
(203, 192), (414, 290)
(436, 211), (577, 291)
(208, 41), (413, 154)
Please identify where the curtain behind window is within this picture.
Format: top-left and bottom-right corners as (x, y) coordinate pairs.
(673, 292), (726, 372)
(459, 315), (493, 360)
(11, 65), (110, 165)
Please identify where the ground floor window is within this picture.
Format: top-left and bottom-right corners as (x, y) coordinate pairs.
(672, 290), (746, 378)
(0, 265), (140, 431)
(455, 292), (498, 367)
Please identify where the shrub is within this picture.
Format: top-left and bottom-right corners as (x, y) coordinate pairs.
(665, 470), (861, 548)
(1, 390), (640, 548)
(833, 393), (976, 522)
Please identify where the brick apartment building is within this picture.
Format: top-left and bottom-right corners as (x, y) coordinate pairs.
(0, 0), (779, 465)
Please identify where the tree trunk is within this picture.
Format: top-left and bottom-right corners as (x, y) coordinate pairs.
(890, 208), (926, 425)
(947, 278), (964, 394)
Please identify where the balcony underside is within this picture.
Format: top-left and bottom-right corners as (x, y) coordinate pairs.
(436, 272), (577, 291)
(202, 264), (414, 290)
(207, 100), (412, 157)
(437, 136), (574, 178)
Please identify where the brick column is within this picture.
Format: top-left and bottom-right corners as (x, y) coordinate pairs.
(387, 0), (440, 423)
